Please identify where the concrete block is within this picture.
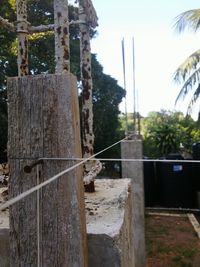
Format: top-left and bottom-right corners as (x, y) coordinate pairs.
(1, 180), (135, 267)
(85, 179), (134, 267)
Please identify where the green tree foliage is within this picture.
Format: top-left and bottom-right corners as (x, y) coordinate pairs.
(143, 110), (200, 158)
(0, 0), (17, 161)
(0, 2), (125, 161)
(119, 112), (142, 134)
(0, 1), (17, 84)
(174, 9), (200, 115)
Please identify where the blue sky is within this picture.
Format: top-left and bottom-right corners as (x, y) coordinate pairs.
(90, 0), (200, 119)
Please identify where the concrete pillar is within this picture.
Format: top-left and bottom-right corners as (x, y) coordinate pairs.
(121, 135), (146, 267)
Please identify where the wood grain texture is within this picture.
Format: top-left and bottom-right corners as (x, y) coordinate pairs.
(7, 74), (87, 267)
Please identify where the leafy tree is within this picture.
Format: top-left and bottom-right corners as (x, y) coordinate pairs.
(0, 1), (17, 161)
(143, 110), (200, 158)
(174, 9), (200, 116)
(0, 1), (17, 83)
(119, 112), (143, 134)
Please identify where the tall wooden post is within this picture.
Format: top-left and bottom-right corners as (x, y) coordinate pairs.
(8, 74), (87, 266)
(16, 0), (28, 76)
(54, 0), (70, 73)
(79, 1), (98, 192)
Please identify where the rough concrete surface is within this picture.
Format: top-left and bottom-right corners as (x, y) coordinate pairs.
(121, 138), (146, 267)
(1, 179), (135, 267)
(85, 179), (134, 267)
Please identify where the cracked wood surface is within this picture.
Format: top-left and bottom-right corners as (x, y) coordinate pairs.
(7, 74), (87, 266)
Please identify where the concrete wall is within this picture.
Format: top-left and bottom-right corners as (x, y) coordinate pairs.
(1, 179), (135, 267)
(86, 179), (134, 267)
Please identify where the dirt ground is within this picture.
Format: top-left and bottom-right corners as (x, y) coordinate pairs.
(145, 214), (200, 267)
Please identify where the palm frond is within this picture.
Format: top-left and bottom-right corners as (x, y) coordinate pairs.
(173, 49), (200, 83)
(173, 9), (200, 116)
(186, 83), (200, 115)
(174, 9), (200, 33)
(175, 66), (200, 105)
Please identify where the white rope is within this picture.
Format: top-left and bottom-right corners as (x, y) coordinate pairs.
(0, 158), (85, 211)
(39, 158), (200, 163)
(0, 136), (127, 211)
(2, 132), (198, 211)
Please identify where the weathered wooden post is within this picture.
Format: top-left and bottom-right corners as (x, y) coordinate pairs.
(2, 0), (101, 265)
(79, 0), (99, 192)
(54, 0), (70, 73)
(121, 135), (146, 267)
(8, 73), (88, 266)
(6, 0), (88, 266)
(16, 0), (28, 76)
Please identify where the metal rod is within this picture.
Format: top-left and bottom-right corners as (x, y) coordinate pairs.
(136, 89), (141, 135)
(121, 38), (128, 135)
(132, 37), (137, 134)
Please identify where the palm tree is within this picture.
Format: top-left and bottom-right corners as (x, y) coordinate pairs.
(174, 9), (200, 115)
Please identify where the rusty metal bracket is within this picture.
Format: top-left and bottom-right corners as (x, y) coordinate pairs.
(24, 159), (43, 174)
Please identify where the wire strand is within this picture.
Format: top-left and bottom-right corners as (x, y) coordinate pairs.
(2, 134), (198, 211)
(39, 158), (200, 163)
(0, 136), (128, 211)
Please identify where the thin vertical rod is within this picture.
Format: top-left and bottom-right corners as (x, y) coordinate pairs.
(136, 90), (141, 135)
(132, 37), (137, 134)
(122, 38), (128, 135)
(37, 165), (40, 267)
